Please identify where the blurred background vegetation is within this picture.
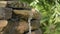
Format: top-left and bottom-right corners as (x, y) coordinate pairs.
(20, 0), (60, 34)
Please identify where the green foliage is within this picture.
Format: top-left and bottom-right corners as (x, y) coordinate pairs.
(21, 0), (60, 34)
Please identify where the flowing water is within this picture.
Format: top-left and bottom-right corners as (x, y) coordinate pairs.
(28, 11), (33, 34)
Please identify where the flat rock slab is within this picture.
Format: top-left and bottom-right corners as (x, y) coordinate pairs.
(13, 10), (40, 19)
(0, 8), (12, 19)
(0, 1), (7, 7)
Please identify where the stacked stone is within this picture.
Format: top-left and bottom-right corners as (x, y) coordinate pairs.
(0, 1), (42, 34)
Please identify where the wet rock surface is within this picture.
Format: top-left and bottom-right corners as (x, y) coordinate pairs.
(0, 1), (42, 34)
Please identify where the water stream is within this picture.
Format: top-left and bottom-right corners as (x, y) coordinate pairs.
(28, 11), (33, 34)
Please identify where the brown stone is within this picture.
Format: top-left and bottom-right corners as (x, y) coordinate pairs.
(0, 1), (7, 7)
(13, 10), (30, 16)
(0, 20), (8, 32)
(16, 20), (29, 34)
(26, 29), (42, 34)
(13, 10), (40, 19)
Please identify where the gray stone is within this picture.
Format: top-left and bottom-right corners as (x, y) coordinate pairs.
(0, 8), (12, 19)
(7, 1), (30, 9)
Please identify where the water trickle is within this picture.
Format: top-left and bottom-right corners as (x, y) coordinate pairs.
(28, 11), (33, 34)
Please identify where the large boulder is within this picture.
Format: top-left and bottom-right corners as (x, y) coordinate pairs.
(0, 8), (12, 19)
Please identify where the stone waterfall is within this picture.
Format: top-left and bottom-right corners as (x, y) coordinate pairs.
(0, 1), (42, 34)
